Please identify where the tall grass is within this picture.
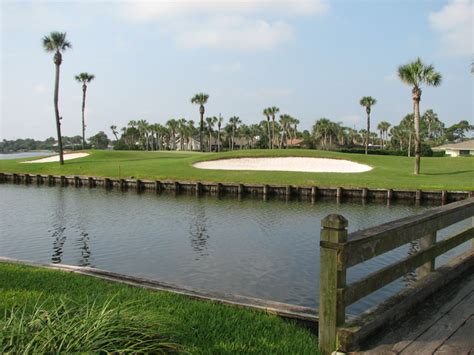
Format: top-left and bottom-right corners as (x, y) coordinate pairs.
(1, 297), (179, 353)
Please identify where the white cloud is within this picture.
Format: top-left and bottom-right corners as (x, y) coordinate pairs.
(117, 0), (328, 51)
(429, 0), (473, 57)
(210, 62), (243, 73)
(176, 18), (293, 51)
(120, 0), (329, 21)
(340, 114), (362, 128)
(33, 84), (48, 94)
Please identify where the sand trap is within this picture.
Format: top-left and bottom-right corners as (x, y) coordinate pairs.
(194, 157), (372, 173)
(22, 153), (90, 164)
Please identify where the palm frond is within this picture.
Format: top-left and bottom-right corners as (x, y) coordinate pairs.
(42, 32), (71, 52)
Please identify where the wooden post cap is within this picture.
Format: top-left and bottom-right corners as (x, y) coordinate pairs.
(322, 214), (348, 229)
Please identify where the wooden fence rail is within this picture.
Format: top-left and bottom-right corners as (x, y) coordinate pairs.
(319, 197), (474, 354)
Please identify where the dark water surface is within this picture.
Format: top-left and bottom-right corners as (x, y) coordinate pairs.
(0, 184), (469, 314)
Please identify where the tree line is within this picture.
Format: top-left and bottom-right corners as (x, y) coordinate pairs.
(28, 30), (473, 174)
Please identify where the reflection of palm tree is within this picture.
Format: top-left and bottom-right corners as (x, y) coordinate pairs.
(77, 231), (91, 267)
(51, 224), (66, 263)
(188, 204), (210, 259)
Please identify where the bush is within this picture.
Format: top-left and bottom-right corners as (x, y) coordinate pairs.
(337, 144), (443, 157)
(1, 297), (179, 353)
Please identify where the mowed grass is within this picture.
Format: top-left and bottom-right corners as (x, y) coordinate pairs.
(1, 149), (473, 190)
(0, 262), (319, 354)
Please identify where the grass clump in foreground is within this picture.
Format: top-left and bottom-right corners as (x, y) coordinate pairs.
(0, 149), (473, 190)
(2, 297), (177, 353)
(0, 263), (319, 354)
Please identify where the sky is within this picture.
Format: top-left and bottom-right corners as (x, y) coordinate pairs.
(1, 0), (473, 140)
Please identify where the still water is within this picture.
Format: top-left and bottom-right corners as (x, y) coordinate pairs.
(0, 151), (52, 160)
(0, 184), (469, 314)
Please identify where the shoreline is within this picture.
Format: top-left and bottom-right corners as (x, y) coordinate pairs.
(1, 172), (472, 203)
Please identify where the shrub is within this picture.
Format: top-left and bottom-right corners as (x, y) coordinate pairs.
(1, 297), (179, 353)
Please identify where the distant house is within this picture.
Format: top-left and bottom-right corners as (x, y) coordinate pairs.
(432, 140), (474, 157)
(286, 138), (304, 148)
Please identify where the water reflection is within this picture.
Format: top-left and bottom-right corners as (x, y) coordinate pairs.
(188, 202), (210, 259)
(1, 184), (470, 314)
(50, 188), (67, 263)
(76, 231), (92, 267)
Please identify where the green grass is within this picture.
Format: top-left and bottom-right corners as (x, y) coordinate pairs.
(1, 149), (473, 190)
(0, 262), (319, 354)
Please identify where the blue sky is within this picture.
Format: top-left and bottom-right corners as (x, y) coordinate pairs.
(1, 0), (472, 140)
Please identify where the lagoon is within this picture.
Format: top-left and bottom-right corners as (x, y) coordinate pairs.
(0, 183), (469, 315)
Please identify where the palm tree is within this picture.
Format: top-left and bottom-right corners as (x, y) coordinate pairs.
(137, 120), (150, 150)
(398, 58), (442, 174)
(217, 114), (224, 152)
(205, 116), (218, 152)
(377, 121), (391, 148)
(263, 108), (272, 149)
(74, 72), (95, 149)
(267, 106), (279, 149)
(166, 119), (179, 150)
(191, 93), (209, 152)
(229, 116), (241, 150)
(110, 125), (119, 141)
(359, 96), (377, 155)
(42, 31), (71, 165)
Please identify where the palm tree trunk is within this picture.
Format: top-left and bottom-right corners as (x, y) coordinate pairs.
(54, 62), (64, 165)
(271, 117), (275, 149)
(209, 130), (212, 152)
(413, 98), (421, 175)
(267, 118), (271, 149)
(217, 128), (221, 152)
(200, 107), (204, 152)
(81, 84), (87, 150)
(408, 133), (412, 157)
(365, 112), (370, 155)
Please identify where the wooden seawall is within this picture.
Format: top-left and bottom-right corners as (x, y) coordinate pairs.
(1, 172), (472, 203)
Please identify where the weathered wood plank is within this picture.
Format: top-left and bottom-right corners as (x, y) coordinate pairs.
(434, 316), (474, 354)
(336, 249), (474, 352)
(344, 227), (474, 306)
(319, 214), (348, 354)
(344, 198), (474, 267)
(400, 292), (474, 354)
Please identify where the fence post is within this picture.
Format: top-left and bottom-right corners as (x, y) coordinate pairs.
(418, 232), (437, 279)
(320, 214), (348, 354)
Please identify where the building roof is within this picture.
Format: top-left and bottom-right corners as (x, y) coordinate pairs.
(286, 138), (304, 146)
(432, 140), (474, 151)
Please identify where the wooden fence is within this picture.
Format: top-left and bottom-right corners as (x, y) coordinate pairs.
(319, 197), (474, 353)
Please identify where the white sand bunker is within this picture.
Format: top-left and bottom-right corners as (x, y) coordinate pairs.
(194, 157), (372, 173)
(22, 153), (90, 164)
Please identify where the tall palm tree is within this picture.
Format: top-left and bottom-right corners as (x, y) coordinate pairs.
(217, 114), (224, 152)
(359, 96), (377, 155)
(267, 106), (279, 149)
(191, 93), (209, 152)
(42, 31), (71, 165)
(398, 58), (442, 175)
(110, 125), (119, 141)
(74, 72), (95, 149)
